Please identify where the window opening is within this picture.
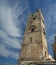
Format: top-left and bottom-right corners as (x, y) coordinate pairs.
(43, 28), (46, 35)
(30, 37), (32, 43)
(45, 51), (46, 57)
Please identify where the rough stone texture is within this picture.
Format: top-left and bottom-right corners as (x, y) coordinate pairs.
(17, 9), (49, 65)
(18, 60), (56, 65)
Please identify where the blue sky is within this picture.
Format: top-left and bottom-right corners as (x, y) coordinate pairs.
(0, 0), (56, 65)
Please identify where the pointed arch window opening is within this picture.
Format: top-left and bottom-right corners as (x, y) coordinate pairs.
(43, 28), (46, 35)
(30, 25), (36, 32)
(30, 37), (32, 43)
(45, 51), (46, 57)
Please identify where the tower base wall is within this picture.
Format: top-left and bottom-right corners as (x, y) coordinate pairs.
(18, 60), (56, 65)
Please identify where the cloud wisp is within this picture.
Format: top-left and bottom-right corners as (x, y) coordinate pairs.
(0, 44), (19, 59)
(0, 0), (31, 60)
(0, 1), (21, 60)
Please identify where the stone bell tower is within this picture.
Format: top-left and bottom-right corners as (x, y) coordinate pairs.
(18, 9), (49, 65)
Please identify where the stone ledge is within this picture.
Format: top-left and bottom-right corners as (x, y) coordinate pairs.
(27, 61), (56, 65)
(20, 61), (56, 65)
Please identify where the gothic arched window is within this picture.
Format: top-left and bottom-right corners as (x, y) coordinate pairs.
(45, 51), (46, 57)
(30, 37), (32, 43)
(43, 28), (46, 35)
(30, 25), (36, 32)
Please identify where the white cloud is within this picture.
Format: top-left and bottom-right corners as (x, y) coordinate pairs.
(0, 6), (21, 37)
(0, 45), (10, 57)
(0, 0), (22, 60)
(0, 0), (23, 50)
(0, 30), (21, 49)
(0, 44), (19, 59)
(0, 0), (31, 61)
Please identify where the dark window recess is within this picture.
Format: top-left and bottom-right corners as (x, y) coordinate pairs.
(30, 37), (32, 43)
(33, 15), (37, 20)
(37, 10), (39, 12)
(45, 51), (46, 57)
(31, 28), (34, 32)
(43, 28), (46, 35)
(33, 17), (36, 20)
(30, 25), (36, 32)
(21, 58), (24, 60)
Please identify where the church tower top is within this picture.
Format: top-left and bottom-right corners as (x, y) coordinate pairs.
(36, 9), (41, 12)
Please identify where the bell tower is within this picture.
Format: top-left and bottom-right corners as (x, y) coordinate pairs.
(18, 9), (49, 65)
